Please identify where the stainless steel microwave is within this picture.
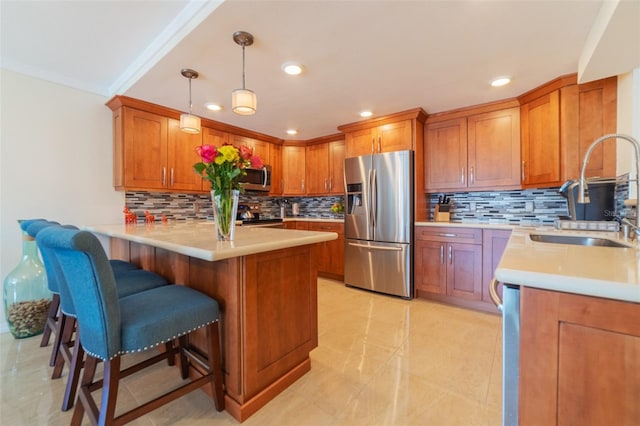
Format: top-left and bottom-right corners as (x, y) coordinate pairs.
(239, 165), (272, 192)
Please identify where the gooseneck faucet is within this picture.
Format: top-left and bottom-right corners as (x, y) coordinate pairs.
(578, 133), (640, 231)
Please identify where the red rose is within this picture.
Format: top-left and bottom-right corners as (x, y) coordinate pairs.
(196, 145), (217, 163)
(250, 155), (263, 169)
(238, 145), (253, 160)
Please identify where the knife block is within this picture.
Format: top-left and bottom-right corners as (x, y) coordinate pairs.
(434, 205), (451, 222)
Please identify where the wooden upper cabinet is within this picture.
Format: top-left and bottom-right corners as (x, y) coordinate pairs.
(269, 144), (283, 196)
(119, 108), (201, 192)
(305, 143), (330, 195)
(344, 120), (413, 158)
(468, 107), (521, 189)
(167, 118), (204, 191)
(425, 105), (520, 192)
(521, 90), (561, 187)
(282, 145), (306, 195)
(328, 140), (345, 194)
(231, 134), (270, 162)
(562, 76), (617, 180)
(425, 118), (468, 191)
(202, 126), (229, 147)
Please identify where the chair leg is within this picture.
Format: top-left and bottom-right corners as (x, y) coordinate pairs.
(208, 321), (225, 412)
(98, 357), (121, 426)
(165, 341), (175, 366)
(61, 335), (84, 411)
(178, 335), (189, 379)
(71, 354), (98, 426)
(41, 293), (60, 348)
(52, 315), (75, 379)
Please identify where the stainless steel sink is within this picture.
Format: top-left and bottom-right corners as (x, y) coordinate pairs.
(529, 234), (629, 248)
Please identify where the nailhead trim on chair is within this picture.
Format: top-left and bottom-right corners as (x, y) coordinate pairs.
(82, 319), (220, 361)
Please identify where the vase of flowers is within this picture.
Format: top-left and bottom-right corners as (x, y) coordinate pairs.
(194, 144), (263, 241)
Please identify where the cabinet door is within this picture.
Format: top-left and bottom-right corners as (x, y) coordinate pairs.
(446, 243), (482, 300)
(345, 127), (374, 158)
(231, 135), (270, 161)
(123, 108), (168, 190)
(468, 108), (521, 189)
(202, 127), (229, 147)
(328, 140), (345, 195)
(377, 120), (413, 153)
(521, 90), (560, 187)
(282, 146), (306, 195)
(481, 229), (511, 305)
(269, 144), (283, 195)
(308, 222), (344, 277)
(305, 143), (329, 195)
(414, 239), (447, 295)
(167, 119), (204, 191)
(424, 118), (468, 191)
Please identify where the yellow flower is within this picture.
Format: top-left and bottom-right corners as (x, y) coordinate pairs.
(215, 145), (239, 165)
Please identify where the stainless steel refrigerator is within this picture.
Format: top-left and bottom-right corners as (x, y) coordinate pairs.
(344, 150), (413, 299)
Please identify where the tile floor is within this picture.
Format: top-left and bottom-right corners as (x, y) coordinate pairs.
(0, 278), (502, 425)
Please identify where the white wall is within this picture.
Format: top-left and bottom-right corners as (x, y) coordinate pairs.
(0, 69), (124, 333)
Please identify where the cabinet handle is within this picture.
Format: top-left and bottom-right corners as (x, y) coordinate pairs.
(489, 279), (503, 312)
(170, 168), (174, 187)
(437, 233), (457, 238)
(301, 179), (305, 192)
(461, 168), (465, 185)
(162, 167), (167, 186)
(440, 244), (444, 264)
(377, 136), (381, 152)
(521, 161), (526, 183)
(470, 166), (474, 185)
(448, 245), (453, 264)
(329, 177), (332, 191)
(371, 137), (375, 154)
(324, 179), (328, 191)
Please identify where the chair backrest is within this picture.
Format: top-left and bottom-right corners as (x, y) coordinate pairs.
(26, 220), (61, 293)
(36, 226), (121, 361)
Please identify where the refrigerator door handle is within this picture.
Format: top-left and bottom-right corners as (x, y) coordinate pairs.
(348, 242), (403, 251)
(371, 168), (377, 228)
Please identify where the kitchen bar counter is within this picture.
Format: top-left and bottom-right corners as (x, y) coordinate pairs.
(495, 227), (640, 302)
(87, 221), (337, 422)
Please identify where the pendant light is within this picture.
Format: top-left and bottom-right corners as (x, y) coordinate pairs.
(179, 68), (201, 134)
(232, 31), (257, 115)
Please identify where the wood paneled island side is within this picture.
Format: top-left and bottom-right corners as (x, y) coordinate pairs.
(86, 222), (338, 422)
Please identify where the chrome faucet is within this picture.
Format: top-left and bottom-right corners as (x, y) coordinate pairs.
(578, 133), (640, 232)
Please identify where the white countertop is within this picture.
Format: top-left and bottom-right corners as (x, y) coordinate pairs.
(283, 217), (344, 223)
(86, 221), (338, 262)
(415, 221), (515, 230)
(495, 228), (640, 303)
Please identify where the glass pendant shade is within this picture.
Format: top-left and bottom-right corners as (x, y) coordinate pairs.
(232, 89), (257, 115)
(180, 113), (201, 134)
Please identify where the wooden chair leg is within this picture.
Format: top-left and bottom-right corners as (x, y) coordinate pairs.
(40, 294), (60, 348)
(165, 341), (175, 366)
(71, 354), (98, 426)
(61, 336), (84, 411)
(178, 335), (189, 379)
(48, 298), (65, 367)
(52, 315), (75, 379)
(98, 357), (121, 426)
(208, 321), (225, 412)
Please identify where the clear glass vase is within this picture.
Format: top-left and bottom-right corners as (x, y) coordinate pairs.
(211, 189), (240, 241)
(3, 221), (51, 338)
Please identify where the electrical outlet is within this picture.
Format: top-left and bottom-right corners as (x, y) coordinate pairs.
(525, 201), (534, 213)
(194, 202), (200, 214)
(470, 202), (476, 212)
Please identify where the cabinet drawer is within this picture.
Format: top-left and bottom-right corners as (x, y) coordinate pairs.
(416, 226), (482, 244)
(307, 222), (344, 234)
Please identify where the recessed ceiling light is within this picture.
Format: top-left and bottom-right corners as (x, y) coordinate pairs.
(286, 129), (298, 135)
(205, 102), (222, 111)
(282, 62), (303, 75)
(360, 110), (373, 118)
(490, 77), (511, 87)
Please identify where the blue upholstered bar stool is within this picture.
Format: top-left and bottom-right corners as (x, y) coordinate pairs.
(28, 221), (169, 411)
(37, 226), (224, 425)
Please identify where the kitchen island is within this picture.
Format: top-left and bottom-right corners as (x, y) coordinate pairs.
(495, 228), (640, 425)
(86, 222), (338, 422)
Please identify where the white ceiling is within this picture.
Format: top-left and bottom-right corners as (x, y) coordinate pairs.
(1, 0), (638, 140)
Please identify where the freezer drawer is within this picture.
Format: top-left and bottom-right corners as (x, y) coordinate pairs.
(344, 239), (412, 299)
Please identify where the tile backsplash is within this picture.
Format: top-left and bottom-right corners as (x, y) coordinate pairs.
(124, 176), (633, 226)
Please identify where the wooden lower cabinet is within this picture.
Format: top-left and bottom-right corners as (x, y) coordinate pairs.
(307, 222), (344, 279)
(415, 226), (509, 313)
(520, 287), (640, 425)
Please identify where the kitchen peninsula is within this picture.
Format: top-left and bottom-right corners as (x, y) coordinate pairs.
(86, 222), (338, 422)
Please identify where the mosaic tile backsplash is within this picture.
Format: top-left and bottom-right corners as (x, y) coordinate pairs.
(124, 175), (634, 226)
